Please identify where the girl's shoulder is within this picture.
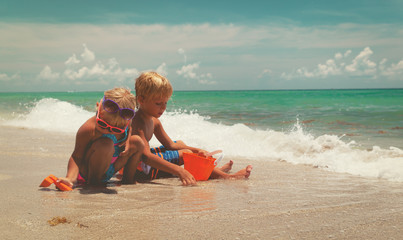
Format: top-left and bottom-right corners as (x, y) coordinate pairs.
(77, 116), (97, 138)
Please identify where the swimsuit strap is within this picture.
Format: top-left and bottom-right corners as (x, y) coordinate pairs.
(101, 126), (129, 145)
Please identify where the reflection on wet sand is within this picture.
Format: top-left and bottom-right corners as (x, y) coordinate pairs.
(180, 186), (217, 213)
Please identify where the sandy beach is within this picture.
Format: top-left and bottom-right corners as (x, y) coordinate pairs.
(0, 127), (402, 240)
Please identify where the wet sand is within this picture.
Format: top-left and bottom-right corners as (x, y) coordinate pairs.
(0, 127), (402, 239)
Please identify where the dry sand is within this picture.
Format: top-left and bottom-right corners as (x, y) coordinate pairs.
(0, 127), (402, 239)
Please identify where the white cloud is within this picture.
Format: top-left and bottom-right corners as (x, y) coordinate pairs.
(38, 65), (60, 81)
(258, 69), (272, 78)
(287, 57), (343, 79)
(380, 59), (403, 77)
(0, 73), (8, 81)
(37, 44), (139, 85)
(281, 47), (402, 80)
(296, 67), (315, 78)
(176, 62), (215, 85)
(0, 72), (20, 82)
(177, 48), (187, 63)
(63, 60), (139, 83)
(379, 58), (388, 70)
(156, 62), (168, 76)
(335, 53), (343, 60)
(2, 22), (402, 57)
(176, 63), (199, 79)
(175, 49), (215, 85)
(1, 22), (403, 90)
(345, 47), (376, 74)
(317, 59), (341, 76)
(106, 58), (119, 70)
(81, 43), (95, 62)
(177, 48), (185, 54)
(65, 54), (80, 66)
(198, 73), (216, 85)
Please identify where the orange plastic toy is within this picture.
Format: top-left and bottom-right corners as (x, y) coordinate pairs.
(39, 174), (72, 191)
(183, 152), (222, 181)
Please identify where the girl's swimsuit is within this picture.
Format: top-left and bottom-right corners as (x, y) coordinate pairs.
(78, 127), (129, 183)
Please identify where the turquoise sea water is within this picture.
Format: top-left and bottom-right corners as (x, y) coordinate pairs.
(0, 89), (402, 148)
(1, 89), (403, 182)
(170, 89), (403, 149)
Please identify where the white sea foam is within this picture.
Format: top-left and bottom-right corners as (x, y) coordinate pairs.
(2, 98), (403, 182)
(2, 98), (93, 133)
(160, 111), (403, 182)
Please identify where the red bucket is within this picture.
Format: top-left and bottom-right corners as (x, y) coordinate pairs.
(183, 153), (217, 181)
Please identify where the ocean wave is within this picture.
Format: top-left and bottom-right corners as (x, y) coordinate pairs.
(2, 98), (403, 182)
(2, 98), (93, 133)
(160, 111), (403, 183)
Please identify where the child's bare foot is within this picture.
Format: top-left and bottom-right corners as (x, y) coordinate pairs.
(218, 160), (233, 173)
(229, 165), (253, 179)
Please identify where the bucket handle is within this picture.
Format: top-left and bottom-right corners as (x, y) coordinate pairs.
(206, 150), (224, 166)
(206, 150), (222, 157)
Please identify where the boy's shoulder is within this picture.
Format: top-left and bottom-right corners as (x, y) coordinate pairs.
(132, 115), (156, 141)
(152, 117), (162, 127)
(132, 114), (155, 131)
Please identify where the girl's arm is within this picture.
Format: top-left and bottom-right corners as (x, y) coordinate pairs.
(58, 156), (80, 187)
(59, 118), (94, 187)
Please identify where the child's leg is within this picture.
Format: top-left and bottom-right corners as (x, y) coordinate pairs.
(138, 147), (183, 180)
(177, 149), (192, 165)
(119, 136), (144, 184)
(217, 160), (233, 173)
(82, 138), (115, 185)
(209, 165), (253, 179)
(178, 149), (233, 173)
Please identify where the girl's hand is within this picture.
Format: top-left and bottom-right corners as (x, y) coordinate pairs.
(58, 177), (74, 188)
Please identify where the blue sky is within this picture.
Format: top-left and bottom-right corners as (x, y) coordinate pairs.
(1, 0), (402, 91)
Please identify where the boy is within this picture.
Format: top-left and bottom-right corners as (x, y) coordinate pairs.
(59, 88), (144, 186)
(132, 72), (252, 186)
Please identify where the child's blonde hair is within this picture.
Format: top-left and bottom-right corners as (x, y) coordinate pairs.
(135, 72), (173, 101)
(104, 87), (136, 109)
(100, 87), (136, 128)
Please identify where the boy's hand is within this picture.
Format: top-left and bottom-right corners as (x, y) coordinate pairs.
(120, 126), (132, 157)
(119, 136), (131, 157)
(119, 142), (129, 157)
(194, 149), (208, 157)
(178, 168), (196, 186)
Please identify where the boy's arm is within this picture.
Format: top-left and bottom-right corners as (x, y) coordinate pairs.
(153, 118), (207, 154)
(133, 121), (196, 185)
(118, 125), (132, 157)
(143, 151), (196, 185)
